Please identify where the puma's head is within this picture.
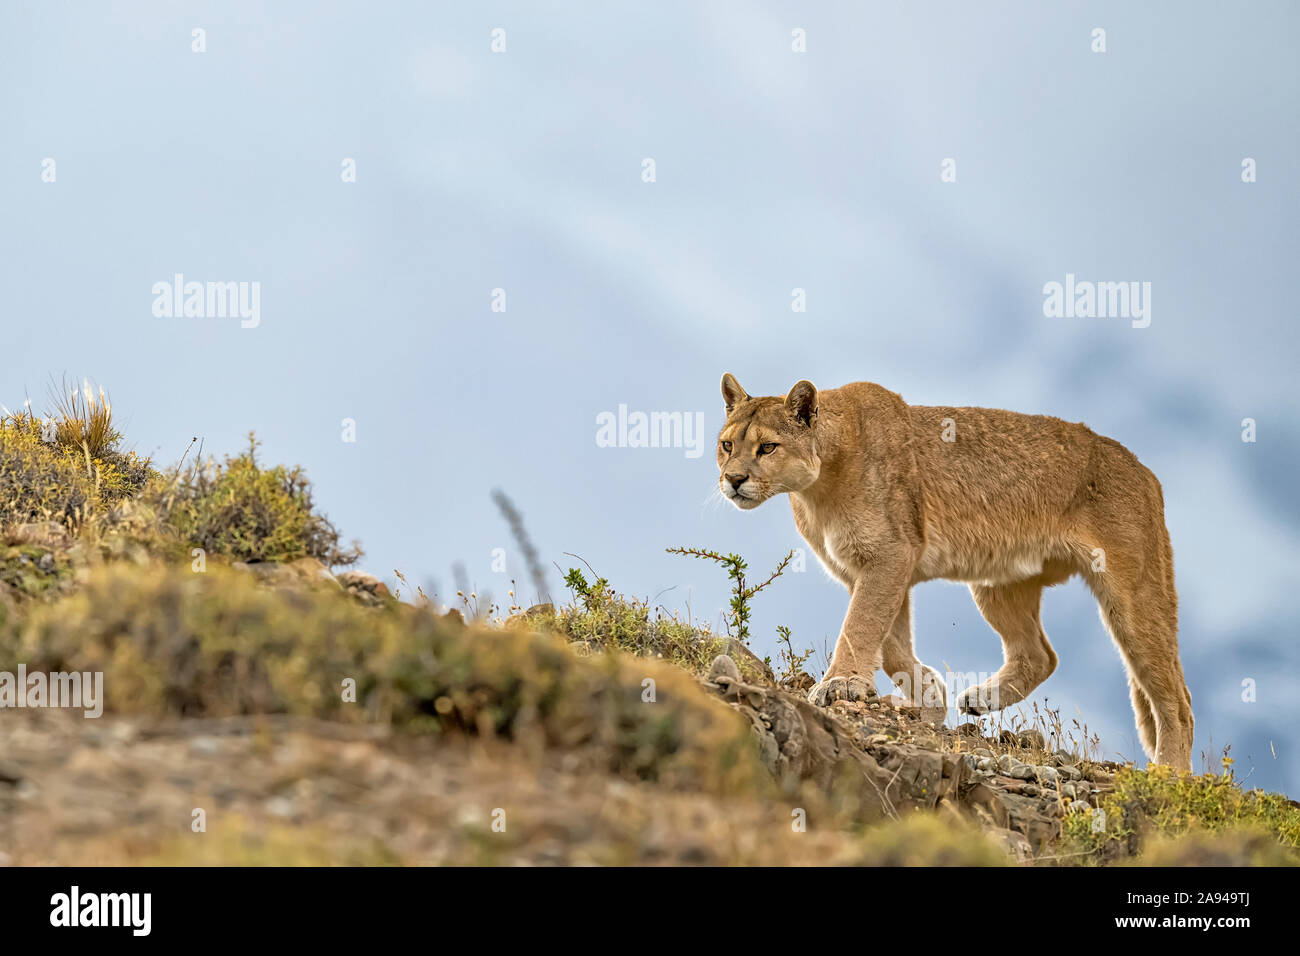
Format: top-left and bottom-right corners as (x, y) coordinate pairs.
(716, 373), (821, 509)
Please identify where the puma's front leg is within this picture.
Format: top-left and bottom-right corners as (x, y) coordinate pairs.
(808, 557), (914, 708)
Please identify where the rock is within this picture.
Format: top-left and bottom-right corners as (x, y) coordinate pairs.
(504, 603), (556, 629)
(957, 723), (984, 737)
(698, 675), (966, 816)
(707, 655), (741, 684)
(236, 561), (297, 587)
(1060, 782), (1076, 801)
(36, 552), (55, 572)
(1057, 764), (1082, 781)
(726, 639), (776, 683)
(288, 557), (340, 588)
(977, 757), (998, 774)
(0, 759), (24, 785)
(337, 570), (389, 594)
(997, 754), (1017, 774)
(1008, 763), (1037, 781)
(990, 828), (1034, 862)
(1016, 730), (1046, 750)
(781, 671), (816, 693)
(337, 570), (392, 605)
(964, 783), (1061, 846)
(1035, 766), (1059, 787)
(11, 522), (69, 549)
(916, 706), (946, 727)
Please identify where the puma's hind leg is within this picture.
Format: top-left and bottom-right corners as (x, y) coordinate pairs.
(956, 580), (1058, 715)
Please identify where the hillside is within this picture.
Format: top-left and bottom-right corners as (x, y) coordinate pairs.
(1, 392), (1297, 866)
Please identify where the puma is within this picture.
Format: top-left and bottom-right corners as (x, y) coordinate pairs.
(715, 373), (1193, 771)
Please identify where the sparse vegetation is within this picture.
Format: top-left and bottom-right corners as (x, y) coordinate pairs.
(1059, 758), (1300, 864)
(555, 563), (769, 683)
(3, 563), (767, 795)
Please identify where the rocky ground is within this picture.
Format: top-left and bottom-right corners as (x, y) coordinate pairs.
(702, 653), (1121, 862)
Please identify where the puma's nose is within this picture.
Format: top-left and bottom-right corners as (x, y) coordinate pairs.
(725, 473), (748, 490)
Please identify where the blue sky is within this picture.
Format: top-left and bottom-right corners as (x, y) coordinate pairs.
(3, 2), (1298, 792)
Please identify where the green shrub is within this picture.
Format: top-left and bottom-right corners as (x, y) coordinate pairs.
(1, 396), (154, 529)
(0, 420), (98, 526)
(151, 434), (360, 567)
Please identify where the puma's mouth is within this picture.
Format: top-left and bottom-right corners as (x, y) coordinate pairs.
(723, 487), (762, 509)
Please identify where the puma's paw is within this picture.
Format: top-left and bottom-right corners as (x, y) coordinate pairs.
(955, 685), (995, 716)
(807, 675), (877, 708)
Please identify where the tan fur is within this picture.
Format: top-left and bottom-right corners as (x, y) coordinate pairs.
(716, 373), (1193, 770)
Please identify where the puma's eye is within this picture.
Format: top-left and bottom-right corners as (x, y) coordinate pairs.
(720, 440), (732, 453)
(758, 442), (778, 455)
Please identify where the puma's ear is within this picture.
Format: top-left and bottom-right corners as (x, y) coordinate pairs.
(786, 380), (818, 427)
(721, 372), (749, 412)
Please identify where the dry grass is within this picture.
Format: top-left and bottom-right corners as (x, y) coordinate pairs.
(46, 375), (119, 462)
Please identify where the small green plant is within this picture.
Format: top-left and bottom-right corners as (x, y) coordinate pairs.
(774, 624), (814, 685)
(563, 566), (610, 611)
(665, 546), (793, 645)
(551, 561), (769, 683)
